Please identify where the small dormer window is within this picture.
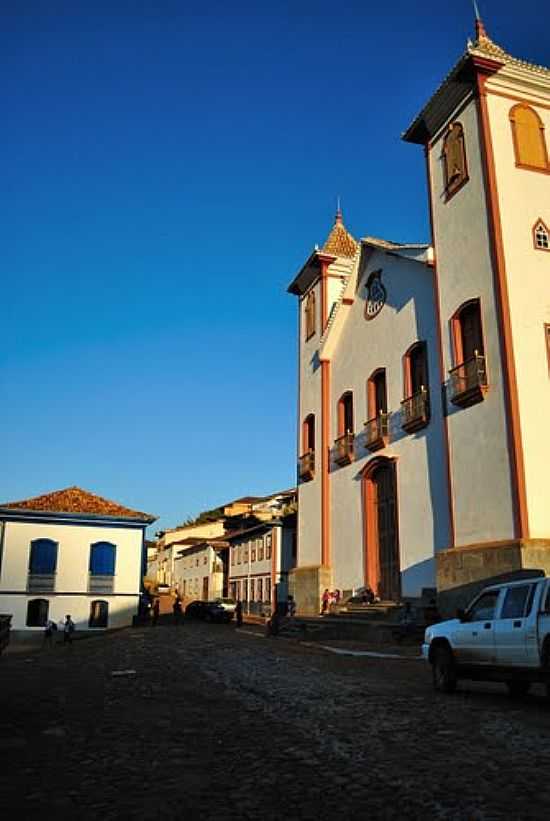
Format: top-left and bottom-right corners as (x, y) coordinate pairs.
(442, 123), (468, 199)
(534, 219), (550, 251)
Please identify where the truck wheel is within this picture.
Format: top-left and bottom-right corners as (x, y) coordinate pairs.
(432, 644), (457, 694)
(506, 681), (531, 698)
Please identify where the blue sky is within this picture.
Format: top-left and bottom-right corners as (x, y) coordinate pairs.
(1, 1), (547, 532)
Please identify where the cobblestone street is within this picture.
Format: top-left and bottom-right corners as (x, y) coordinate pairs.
(1, 621), (550, 820)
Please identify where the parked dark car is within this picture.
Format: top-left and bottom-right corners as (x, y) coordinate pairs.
(185, 600), (233, 623)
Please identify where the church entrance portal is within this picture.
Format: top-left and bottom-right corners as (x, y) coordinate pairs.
(363, 459), (401, 601)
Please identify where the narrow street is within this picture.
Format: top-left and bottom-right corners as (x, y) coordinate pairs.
(1, 621), (549, 820)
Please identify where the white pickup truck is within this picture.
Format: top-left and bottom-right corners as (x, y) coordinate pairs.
(423, 576), (550, 696)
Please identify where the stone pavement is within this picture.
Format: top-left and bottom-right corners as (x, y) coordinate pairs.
(1, 619), (550, 819)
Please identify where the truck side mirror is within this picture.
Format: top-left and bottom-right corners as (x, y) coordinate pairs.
(456, 608), (467, 622)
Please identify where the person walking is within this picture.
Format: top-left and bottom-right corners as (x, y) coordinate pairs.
(173, 595), (182, 627)
(321, 588), (330, 616)
(152, 598), (160, 627)
(63, 615), (75, 645)
(235, 599), (243, 628)
(43, 618), (57, 648)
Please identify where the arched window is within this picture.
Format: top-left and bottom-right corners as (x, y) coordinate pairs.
(337, 391), (354, 435)
(89, 600), (108, 629)
(302, 414), (315, 453)
(89, 542), (116, 594)
(533, 219), (550, 251)
(509, 104), (548, 171)
(28, 539), (58, 592)
(365, 370), (390, 450)
(26, 598), (49, 627)
(305, 290), (316, 340)
(449, 299), (488, 406)
(402, 343), (430, 432)
(442, 123), (468, 198)
(367, 369), (388, 418)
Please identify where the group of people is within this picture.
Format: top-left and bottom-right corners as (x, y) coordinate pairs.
(43, 615), (75, 647)
(320, 588), (342, 615)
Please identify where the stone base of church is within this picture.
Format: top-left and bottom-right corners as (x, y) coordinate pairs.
(288, 564), (332, 616)
(436, 539), (550, 616)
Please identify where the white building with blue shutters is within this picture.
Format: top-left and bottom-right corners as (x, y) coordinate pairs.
(0, 486), (156, 634)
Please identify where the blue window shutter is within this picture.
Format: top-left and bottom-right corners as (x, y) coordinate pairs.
(89, 542), (116, 576)
(29, 540), (58, 574)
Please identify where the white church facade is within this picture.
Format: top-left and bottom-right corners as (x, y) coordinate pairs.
(288, 18), (550, 614)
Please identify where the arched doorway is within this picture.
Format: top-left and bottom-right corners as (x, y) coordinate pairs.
(362, 458), (401, 601)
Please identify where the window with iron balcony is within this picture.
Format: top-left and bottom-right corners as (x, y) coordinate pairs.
(299, 413), (315, 481)
(401, 342), (430, 433)
(449, 299), (488, 407)
(365, 369), (390, 451)
(334, 392), (354, 465)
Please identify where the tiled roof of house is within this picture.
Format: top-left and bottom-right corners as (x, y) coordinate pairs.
(0, 486), (156, 522)
(362, 236), (429, 250)
(170, 536), (210, 547)
(322, 210), (358, 259)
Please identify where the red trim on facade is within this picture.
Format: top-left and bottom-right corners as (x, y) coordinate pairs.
(475, 71), (529, 540)
(424, 146), (456, 549)
(321, 359), (331, 567)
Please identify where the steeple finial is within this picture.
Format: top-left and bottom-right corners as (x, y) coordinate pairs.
(335, 195), (343, 224)
(473, 0), (487, 39)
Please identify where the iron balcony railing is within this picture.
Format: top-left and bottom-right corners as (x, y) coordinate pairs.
(334, 432), (354, 465)
(401, 387), (430, 431)
(364, 412), (390, 450)
(298, 450), (315, 480)
(88, 574), (115, 594)
(449, 353), (488, 405)
(27, 574), (56, 593)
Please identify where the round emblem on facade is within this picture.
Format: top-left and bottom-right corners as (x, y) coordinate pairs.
(364, 269), (386, 321)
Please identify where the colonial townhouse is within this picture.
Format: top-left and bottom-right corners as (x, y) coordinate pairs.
(288, 16), (550, 614)
(0, 487), (156, 632)
(147, 519), (226, 589)
(226, 513), (297, 615)
(173, 537), (228, 602)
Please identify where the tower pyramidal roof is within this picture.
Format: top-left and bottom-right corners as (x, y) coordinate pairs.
(322, 208), (358, 259)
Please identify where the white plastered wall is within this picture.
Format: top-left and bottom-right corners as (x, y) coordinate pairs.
(429, 96), (515, 545)
(486, 84), (550, 538)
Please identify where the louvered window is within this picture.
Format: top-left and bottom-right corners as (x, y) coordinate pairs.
(510, 104), (548, 171)
(443, 123), (468, 197)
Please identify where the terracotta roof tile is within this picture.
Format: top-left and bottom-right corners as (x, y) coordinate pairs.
(322, 212), (358, 259)
(0, 486), (156, 522)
